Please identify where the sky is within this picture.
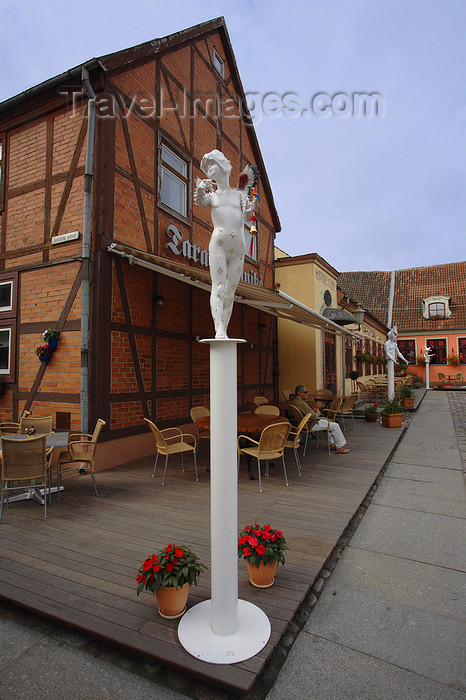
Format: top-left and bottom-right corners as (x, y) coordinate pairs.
(1, 0), (464, 272)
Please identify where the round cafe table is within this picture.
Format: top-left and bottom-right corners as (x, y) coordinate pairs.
(195, 413), (289, 479)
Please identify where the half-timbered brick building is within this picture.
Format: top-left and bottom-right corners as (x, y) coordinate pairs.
(0, 18), (283, 465)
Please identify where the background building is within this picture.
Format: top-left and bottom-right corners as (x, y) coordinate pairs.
(339, 261), (466, 384)
(274, 249), (384, 397)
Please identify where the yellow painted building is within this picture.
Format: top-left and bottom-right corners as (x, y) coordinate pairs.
(275, 248), (389, 398)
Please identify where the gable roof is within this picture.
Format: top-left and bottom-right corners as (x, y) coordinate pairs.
(0, 17), (280, 233)
(339, 261), (466, 332)
(338, 270), (392, 326)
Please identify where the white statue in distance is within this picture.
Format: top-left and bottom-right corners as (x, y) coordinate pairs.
(384, 325), (409, 364)
(423, 346), (434, 364)
(194, 150), (257, 339)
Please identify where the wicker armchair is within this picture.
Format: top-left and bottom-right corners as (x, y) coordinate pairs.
(337, 394), (358, 430)
(190, 406), (210, 451)
(254, 404), (280, 416)
(145, 418), (198, 485)
(0, 434), (53, 521)
(237, 421), (290, 493)
(19, 415), (53, 434)
(57, 419), (106, 497)
(321, 397), (343, 422)
(0, 422), (20, 435)
(284, 413), (314, 476)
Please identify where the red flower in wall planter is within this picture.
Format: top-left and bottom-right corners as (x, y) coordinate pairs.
(35, 329), (61, 362)
(35, 344), (53, 363)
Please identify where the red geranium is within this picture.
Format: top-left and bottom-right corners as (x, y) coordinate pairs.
(238, 522), (289, 568)
(136, 543), (207, 595)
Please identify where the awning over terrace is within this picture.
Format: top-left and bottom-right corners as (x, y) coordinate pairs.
(107, 243), (359, 337)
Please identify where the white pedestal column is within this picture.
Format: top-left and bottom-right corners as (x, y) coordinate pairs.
(425, 360), (431, 389)
(387, 359), (395, 401)
(178, 338), (271, 664)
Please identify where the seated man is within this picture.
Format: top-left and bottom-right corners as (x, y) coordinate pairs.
(290, 385), (350, 454)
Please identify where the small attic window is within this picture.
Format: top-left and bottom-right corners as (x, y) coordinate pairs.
(422, 295), (451, 319)
(213, 48), (224, 78)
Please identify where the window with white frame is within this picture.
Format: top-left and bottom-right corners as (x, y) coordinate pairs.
(0, 273), (18, 382)
(398, 339), (416, 364)
(0, 328), (11, 374)
(0, 280), (13, 312)
(422, 295), (451, 319)
(213, 48), (225, 78)
(426, 338), (447, 364)
(160, 143), (189, 218)
(458, 338), (466, 365)
(244, 220), (258, 261)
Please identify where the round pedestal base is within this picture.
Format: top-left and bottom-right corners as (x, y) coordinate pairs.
(178, 599), (271, 664)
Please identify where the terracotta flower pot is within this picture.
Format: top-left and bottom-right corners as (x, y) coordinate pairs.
(155, 582), (190, 619)
(381, 413), (403, 428)
(402, 398), (414, 409)
(365, 413), (378, 422)
(247, 560), (278, 588)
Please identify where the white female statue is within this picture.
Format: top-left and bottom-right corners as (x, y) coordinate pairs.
(194, 150), (257, 339)
(384, 325), (408, 400)
(384, 325), (409, 365)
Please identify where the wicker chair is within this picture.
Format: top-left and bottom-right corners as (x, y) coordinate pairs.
(253, 396), (269, 406)
(0, 422), (20, 435)
(314, 389), (333, 404)
(254, 404), (280, 416)
(337, 394), (358, 430)
(190, 406), (210, 451)
(284, 413), (314, 476)
(287, 404), (329, 455)
(19, 415), (53, 434)
(0, 434), (53, 522)
(237, 421), (290, 493)
(321, 397), (343, 422)
(57, 418), (106, 497)
(145, 418), (198, 485)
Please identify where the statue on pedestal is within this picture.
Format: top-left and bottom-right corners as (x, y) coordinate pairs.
(384, 326), (408, 364)
(423, 346), (434, 364)
(194, 150), (258, 339)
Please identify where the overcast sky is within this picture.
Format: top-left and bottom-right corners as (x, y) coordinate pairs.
(1, 0), (464, 272)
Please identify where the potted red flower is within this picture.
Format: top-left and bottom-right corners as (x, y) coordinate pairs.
(35, 343), (53, 363)
(364, 403), (379, 422)
(136, 543), (207, 619)
(238, 523), (288, 588)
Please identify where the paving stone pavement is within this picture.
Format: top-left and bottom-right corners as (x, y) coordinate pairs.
(266, 391), (466, 700)
(1, 390), (465, 699)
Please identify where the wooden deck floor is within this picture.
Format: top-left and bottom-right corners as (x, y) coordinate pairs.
(0, 419), (405, 693)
